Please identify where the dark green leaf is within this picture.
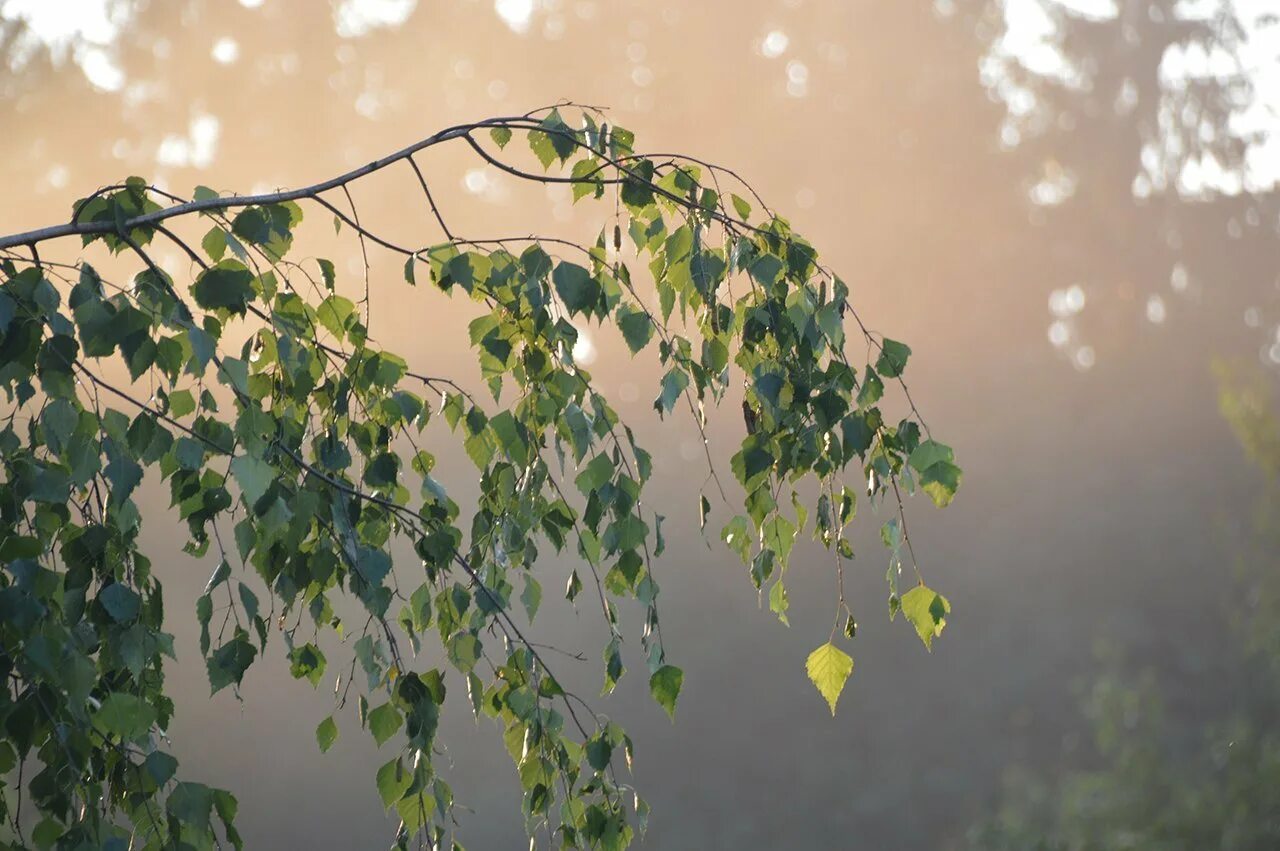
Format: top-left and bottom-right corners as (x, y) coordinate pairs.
(616, 302), (653, 354)
(99, 583), (141, 624)
(316, 716), (338, 753)
(648, 665), (683, 720)
(93, 693), (156, 741)
(875, 338), (911, 378)
(191, 260), (255, 315)
(553, 262), (598, 316)
(368, 702), (403, 746)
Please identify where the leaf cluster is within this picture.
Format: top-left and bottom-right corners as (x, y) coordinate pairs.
(0, 105), (960, 848)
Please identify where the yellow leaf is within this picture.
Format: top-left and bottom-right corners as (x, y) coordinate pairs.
(901, 584), (951, 651)
(806, 642), (854, 716)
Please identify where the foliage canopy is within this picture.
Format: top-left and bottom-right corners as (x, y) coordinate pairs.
(0, 104), (960, 848)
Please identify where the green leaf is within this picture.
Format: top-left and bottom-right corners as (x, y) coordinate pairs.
(586, 735), (613, 772)
(229, 454), (273, 506)
(763, 513), (797, 567)
(616, 302), (653, 354)
(542, 110), (577, 161)
(219, 357), (250, 397)
(368, 702), (403, 746)
(190, 260), (255, 315)
(316, 294), (356, 339)
(575, 453), (613, 495)
(167, 782), (214, 830)
(731, 436), (775, 489)
(41, 398), (77, 453)
(553, 262), (598, 316)
(32, 818), (60, 847)
(602, 638), (625, 695)
(376, 757), (412, 809)
(919, 460), (962, 507)
(805, 642), (854, 716)
(316, 716), (339, 753)
(900, 584), (950, 650)
(169, 388), (196, 418)
(856, 367), (884, 408)
(769, 579), (790, 626)
(317, 257), (336, 290)
(748, 252), (784, 287)
(571, 158), (603, 201)
(231, 203), (300, 262)
(566, 569), (583, 602)
(907, 439), (953, 472)
(99, 583), (141, 623)
(907, 440), (962, 507)
(447, 632), (481, 673)
(656, 368), (688, 416)
(648, 665), (683, 720)
(288, 643), (327, 687)
(521, 575), (542, 621)
(196, 594), (213, 655)
(490, 126), (513, 148)
(0, 291), (14, 336)
(207, 632), (256, 694)
(144, 751), (179, 786)
(874, 338), (911, 378)
(527, 109), (576, 168)
(93, 693), (157, 741)
(528, 130), (558, 170)
(201, 226), (227, 262)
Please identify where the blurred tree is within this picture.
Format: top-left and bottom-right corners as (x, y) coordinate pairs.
(957, 0), (1280, 367)
(966, 361), (1280, 850)
(0, 106), (960, 849)
(972, 0), (1278, 199)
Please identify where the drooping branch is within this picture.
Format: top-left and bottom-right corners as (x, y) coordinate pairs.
(0, 103), (962, 850)
(0, 119), (497, 251)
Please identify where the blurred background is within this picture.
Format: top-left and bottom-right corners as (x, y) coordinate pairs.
(2, 0), (1278, 847)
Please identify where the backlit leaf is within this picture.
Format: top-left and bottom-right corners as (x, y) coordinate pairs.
(648, 665), (683, 720)
(805, 642), (854, 716)
(900, 584), (951, 650)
